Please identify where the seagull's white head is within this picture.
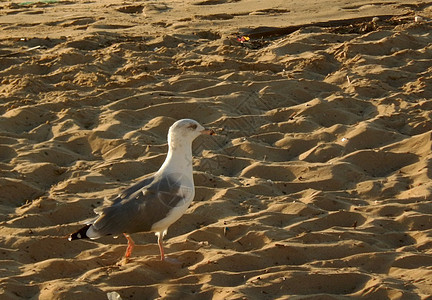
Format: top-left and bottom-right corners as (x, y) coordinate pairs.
(168, 119), (214, 148)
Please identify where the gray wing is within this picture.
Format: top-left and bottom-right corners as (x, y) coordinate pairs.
(93, 176), (155, 215)
(112, 176), (155, 205)
(90, 173), (187, 236)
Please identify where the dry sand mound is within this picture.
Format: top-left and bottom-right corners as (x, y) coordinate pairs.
(1, 0), (432, 299)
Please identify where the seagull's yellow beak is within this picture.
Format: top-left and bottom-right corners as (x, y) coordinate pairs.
(201, 129), (215, 135)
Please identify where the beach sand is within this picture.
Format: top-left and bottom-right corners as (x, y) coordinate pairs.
(1, 0), (432, 299)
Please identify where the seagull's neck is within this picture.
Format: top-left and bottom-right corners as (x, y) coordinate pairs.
(159, 139), (194, 178)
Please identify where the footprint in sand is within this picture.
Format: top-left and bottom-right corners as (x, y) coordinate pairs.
(194, 0), (241, 5)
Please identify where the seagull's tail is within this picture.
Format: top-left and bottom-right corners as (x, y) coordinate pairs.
(68, 224), (92, 241)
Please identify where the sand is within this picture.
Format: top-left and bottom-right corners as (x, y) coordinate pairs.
(1, 0), (432, 299)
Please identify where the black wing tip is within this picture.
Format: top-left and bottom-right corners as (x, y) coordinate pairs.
(68, 224), (92, 241)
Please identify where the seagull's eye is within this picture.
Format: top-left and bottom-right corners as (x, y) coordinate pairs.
(188, 124), (198, 130)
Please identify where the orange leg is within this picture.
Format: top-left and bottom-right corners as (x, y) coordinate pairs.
(123, 233), (135, 258)
(157, 234), (165, 261)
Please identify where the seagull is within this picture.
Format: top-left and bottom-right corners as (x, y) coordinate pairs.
(68, 119), (214, 262)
